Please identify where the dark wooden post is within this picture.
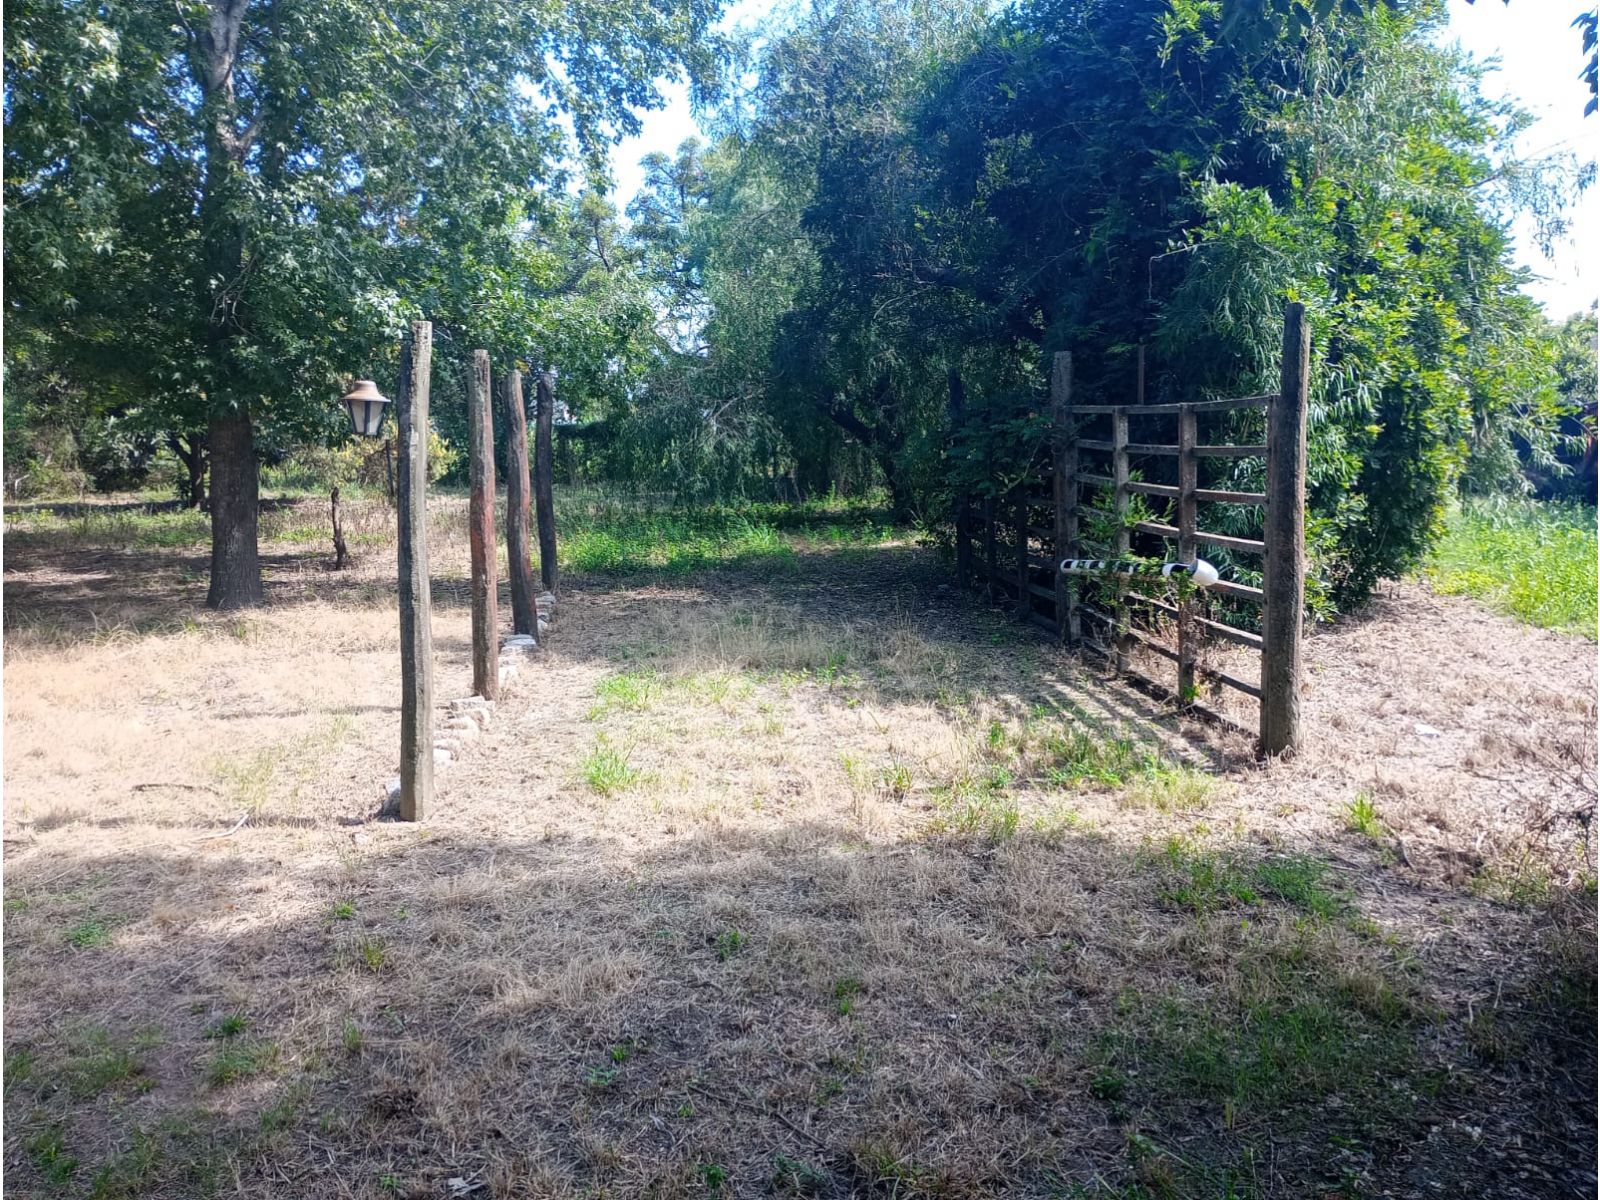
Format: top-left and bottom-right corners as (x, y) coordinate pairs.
(982, 495), (997, 602)
(1261, 303), (1309, 756)
(1013, 486), (1029, 620)
(533, 370), (558, 594)
(1111, 406), (1131, 672)
(396, 321), (434, 822)
(1176, 404), (1197, 704)
(468, 350), (499, 701)
(502, 368), (537, 638)
(948, 370), (971, 590)
(1051, 352), (1076, 643)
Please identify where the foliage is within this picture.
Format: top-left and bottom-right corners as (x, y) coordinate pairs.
(4, 0), (727, 601)
(626, 0), (1584, 609)
(1424, 496), (1598, 638)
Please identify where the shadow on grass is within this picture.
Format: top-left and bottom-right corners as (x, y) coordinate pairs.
(2, 820), (1592, 1199)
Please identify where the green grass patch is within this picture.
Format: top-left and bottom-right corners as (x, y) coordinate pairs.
(61, 1027), (152, 1098)
(929, 766), (1020, 840)
(1343, 791), (1386, 839)
(205, 1040), (279, 1087)
(28, 1126), (80, 1187)
(561, 507), (797, 575)
(64, 918), (115, 949)
(1425, 497), (1596, 638)
(581, 738), (646, 796)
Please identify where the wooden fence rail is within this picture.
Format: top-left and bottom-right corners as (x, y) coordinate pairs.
(953, 303), (1308, 756)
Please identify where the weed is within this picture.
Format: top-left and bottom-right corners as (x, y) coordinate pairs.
(64, 918), (113, 949)
(1343, 792), (1385, 839)
(609, 1041), (634, 1064)
(203, 1014), (249, 1040)
(584, 1064), (620, 1089)
(328, 900), (357, 921)
(930, 767), (1019, 840)
(357, 937), (389, 972)
(205, 1040), (278, 1087)
(1252, 857), (1343, 919)
(6, 1047), (36, 1092)
(581, 738), (645, 796)
(342, 1020), (363, 1054)
(589, 670), (659, 719)
(62, 1028), (147, 1097)
(878, 761), (913, 799)
(772, 1155), (830, 1195)
(28, 1126), (79, 1185)
(715, 928), (747, 960)
(833, 976), (864, 1016)
(1158, 837), (1257, 914)
(699, 1162), (730, 1193)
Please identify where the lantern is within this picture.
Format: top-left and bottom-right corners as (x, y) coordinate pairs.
(338, 379), (390, 437)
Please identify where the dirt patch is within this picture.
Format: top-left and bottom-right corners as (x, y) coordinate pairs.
(3, 499), (1594, 1198)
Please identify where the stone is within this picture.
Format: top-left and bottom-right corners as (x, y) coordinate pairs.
(445, 718), (479, 741)
(434, 737), (462, 756)
(536, 592), (557, 612)
(379, 777), (402, 816)
(433, 747), (455, 767)
(449, 696), (494, 713)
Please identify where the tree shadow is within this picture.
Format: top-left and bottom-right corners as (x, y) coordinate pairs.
(2, 817), (1590, 1198)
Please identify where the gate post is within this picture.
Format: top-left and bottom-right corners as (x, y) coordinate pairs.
(396, 321), (434, 822)
(467, 350), (499, 701)
(949, 370), (971, 590)
(1050, 352), (1076, 643)
(1261, 303), (1309, 756)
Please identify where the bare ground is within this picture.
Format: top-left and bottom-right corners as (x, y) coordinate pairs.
(3, 496), (1594, 1199)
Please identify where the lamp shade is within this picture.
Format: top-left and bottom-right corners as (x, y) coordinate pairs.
(339, 380), (390, 437)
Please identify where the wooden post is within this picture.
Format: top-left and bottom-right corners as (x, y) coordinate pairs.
(1051, 352), (1076, 643)
(1111, 406), (1131, 672)
(467, 350), (499, 701)
(949, 370), (971, 590)
(1176, 404), (1197, 705)
(1261, 303), (1309, 756)
(533, 370), (558, 594)
(1136, 342), (1147, 405)
(396, 321), (434, 822)
(1014, 485), (1029, 620)
(502, 368), (537, 638)
(982, 495), (997, 602)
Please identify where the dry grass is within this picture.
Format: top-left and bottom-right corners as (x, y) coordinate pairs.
(3, 493), (1595, 1198)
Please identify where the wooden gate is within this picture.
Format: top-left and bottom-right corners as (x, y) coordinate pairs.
(953, 303), (1309, 756)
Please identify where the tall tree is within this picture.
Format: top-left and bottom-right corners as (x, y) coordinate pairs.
(5, 0), (724, 606)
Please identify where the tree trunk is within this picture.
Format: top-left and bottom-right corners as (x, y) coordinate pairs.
(206, 410), (263, 609)
(168, 433), (208, 510)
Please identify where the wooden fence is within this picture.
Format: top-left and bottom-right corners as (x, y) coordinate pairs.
(952, 303), (1309, 756)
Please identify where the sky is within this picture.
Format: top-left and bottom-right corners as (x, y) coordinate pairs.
(606, 0), (1598, 319)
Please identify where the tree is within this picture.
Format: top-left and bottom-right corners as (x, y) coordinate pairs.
(5, 0), (725, 606)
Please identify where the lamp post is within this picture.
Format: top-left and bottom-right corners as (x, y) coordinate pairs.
(340, 340), (433, 821)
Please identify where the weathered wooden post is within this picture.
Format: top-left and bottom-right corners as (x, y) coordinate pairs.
(396, 322), (434, 822)
(1050, 352), (1076, 643)
(1111, 405), (1131, 673)
(1013, 485), (1030, 621)
(502, 368), (537, 639)
(467, 350), (499, 701)
(1261, 303), (1309, 756)
(533, 369), (559, 594)
(1176, 403), (1198, 704)
(948, 370), (971, 590)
